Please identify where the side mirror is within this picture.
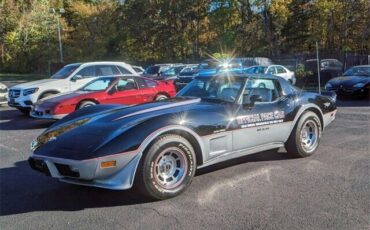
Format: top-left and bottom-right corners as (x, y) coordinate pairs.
(71, 75), (82, 82)
(244, 95), (263, 107)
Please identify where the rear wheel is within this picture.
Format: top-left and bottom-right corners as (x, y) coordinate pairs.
(78, 100), (96, 109)
(285, 111), (321, 157)
(155, 94), (168, 101)
(136, 134), (196, 200)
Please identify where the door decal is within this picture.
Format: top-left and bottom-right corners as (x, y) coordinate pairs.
(236, 110), (285, 128)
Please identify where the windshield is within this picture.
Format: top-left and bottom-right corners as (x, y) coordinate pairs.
(199, 60), (220, 69)
(245, 66), (267, 74)
(343, 66), (370, 77)
(80, 77), (115, 91)
(177, 77), (243, 102)
(144, 66), (160, 75)
(161, 66), (184, 76)
(51, 64), (80, 79)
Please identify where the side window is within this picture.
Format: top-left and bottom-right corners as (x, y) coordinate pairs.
(96, 65), (120, 76)
(136, 77), (149, 88)
(116, 78), (137, 91)
(276, 66), (287, 74)
(266, 67), (276, 74)
(76, 66), (96, 78)
(243, 78), (281, 104)
(144, 79), (157, 88)
(117, 66), (131, 74)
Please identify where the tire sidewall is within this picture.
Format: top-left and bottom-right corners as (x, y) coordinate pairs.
(295, 112), (322, 157)
(155, 94), (168, 101)
(141, 135), (196, 199)
(78, 101), (96, 109)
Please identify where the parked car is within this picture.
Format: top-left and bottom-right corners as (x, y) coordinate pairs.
(325, 65), (370, 98)
(245, 65), (296, 84)
(143, 64), (182, 78)
(28, 73), (336, 200)
(303, 59), (343, 86)
(8, 62), (138, 115)
(155, 64), (187, 80)
(132, 65), (145, 74)
(0, 82), (8, 105)
(174, 64), (200, 90)
(30, 75), (176, 119)
(197, 57), (273, 77)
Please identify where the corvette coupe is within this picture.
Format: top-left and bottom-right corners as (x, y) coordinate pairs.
(30, 75), (176, 119)
(28, 73), (337, 199)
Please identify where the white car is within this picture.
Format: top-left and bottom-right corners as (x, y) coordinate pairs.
(245, 65), (296, 84)
(132, 65), (145, 74)
(8, 61), (138, 114)
(0, 82), (8, 105)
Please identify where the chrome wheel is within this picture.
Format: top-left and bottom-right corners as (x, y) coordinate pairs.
(300, 120), (319, 152)
(153, 147), (188, 189)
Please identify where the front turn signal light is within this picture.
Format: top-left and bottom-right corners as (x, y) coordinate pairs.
(100, 161), (116, 168)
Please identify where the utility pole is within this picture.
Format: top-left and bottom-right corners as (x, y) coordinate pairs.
(49, 8), (65, 63)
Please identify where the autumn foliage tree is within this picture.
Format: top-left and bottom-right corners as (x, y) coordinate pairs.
(0, 0), (369, 73)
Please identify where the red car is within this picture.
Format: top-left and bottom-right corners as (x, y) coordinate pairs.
(30, 75), (176, 119)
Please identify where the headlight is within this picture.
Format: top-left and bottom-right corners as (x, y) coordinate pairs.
(325, 83), (332, 89)
(353, 83), (365, 88)
(23, 88), (39, 96)
(30, 118), (90, 152)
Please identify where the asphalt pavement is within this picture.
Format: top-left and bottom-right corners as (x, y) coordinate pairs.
(0, 99), (369, 230)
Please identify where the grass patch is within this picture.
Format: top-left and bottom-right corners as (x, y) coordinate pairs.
(0, 73), (48, 82)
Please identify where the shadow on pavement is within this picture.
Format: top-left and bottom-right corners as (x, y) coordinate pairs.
(197, 149), (294, 176)
(0, 108), (54, 130)
(336, 97), (370, 107)
(0, 161), (154, 216)
(0, 149), (293, 216)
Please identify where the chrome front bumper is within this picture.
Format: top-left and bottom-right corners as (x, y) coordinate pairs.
(29, 150), (142, 190)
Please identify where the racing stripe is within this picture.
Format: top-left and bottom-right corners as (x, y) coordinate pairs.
(113, 98), (201, 121)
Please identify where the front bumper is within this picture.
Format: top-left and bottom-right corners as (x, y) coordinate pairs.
(8, 94), (37, 108)
(30, 106), (67, 120)
(28, 150), (141, 190)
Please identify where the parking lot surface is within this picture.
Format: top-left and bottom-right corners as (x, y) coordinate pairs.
(0, 99), (369, 230)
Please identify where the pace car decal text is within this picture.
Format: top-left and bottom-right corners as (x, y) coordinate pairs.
(236, 111), (285, 128)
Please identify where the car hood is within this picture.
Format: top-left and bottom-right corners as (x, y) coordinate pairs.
(33, 97), (224, 159)
(328, 75), (369, 87)
(39, 91), (92, 104)
(10, 79), (58, 89)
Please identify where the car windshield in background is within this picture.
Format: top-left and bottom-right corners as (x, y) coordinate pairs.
(51, 64), (81, 79)
(177, 77), (243, 102)
(343, 67), (370, 77)
(199, 60), (220, 69)
(80, 77), (115, 91)
(145, 66), (160, 75)
(245, 66), (267, 74)
(161, 66), (184, 76)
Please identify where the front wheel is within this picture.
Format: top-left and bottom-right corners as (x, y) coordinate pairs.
(285, 111), (321, 158)
(136, 134), (196, 200)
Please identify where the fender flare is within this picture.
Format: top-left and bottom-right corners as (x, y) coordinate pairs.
(286, 103), (324, 142)
(37, 90), (61, 100)
(125, 125), (205, 188)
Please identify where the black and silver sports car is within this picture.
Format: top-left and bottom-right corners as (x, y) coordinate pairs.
(325, 65), (370, 97)
(29, 73), (337, 199)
